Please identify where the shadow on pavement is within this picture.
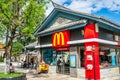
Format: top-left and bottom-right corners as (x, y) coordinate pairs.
(32, 73), (49, 78)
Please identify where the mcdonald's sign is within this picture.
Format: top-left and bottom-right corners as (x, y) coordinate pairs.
(52, 30), (70, 50)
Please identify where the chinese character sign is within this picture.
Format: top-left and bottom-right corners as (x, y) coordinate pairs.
(84, 24), (100, 80)
(87, 64), (93, 70)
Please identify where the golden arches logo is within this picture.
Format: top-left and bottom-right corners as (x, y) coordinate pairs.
(53, 32), (65, 46)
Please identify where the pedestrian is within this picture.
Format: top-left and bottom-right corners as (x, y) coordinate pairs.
(29, 58), (34, 69)
(21, 60), (24, 68)
(23, 61), (26, 68)
(9, 63), (15, 73)
(57, 57), (63, 73)
(34, 62), (37, 69)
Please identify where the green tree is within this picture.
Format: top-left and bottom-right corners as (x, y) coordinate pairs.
(12, 41), (24, 61)
(0, 0), (50, 73)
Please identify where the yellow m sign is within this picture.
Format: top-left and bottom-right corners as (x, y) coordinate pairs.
(53, 32), (65, 47)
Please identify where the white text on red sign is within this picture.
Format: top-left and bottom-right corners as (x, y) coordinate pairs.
(87, 55), (93, 60)
(87, 64), (93, 70)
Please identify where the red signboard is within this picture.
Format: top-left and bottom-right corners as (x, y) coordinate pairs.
(118, 42), (120, 46)
(84, 24), (100, 80)
(52, 30), (70, 51)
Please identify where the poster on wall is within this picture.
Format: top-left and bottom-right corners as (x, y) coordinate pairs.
(70, 55), (76, 68)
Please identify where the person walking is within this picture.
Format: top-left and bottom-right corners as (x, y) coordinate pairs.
(57, 57), (63, 73)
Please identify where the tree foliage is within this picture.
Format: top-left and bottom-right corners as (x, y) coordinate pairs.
(0, 0), (50, 59)
(12, 41), (24, 57)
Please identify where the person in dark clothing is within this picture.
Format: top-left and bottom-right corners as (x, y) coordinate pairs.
(30, 58), (34, 69)
(23, 61), (26, 68)
(57, 57), (62, 72)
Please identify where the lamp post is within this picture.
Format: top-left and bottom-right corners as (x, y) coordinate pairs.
(92, 45), (96, 80)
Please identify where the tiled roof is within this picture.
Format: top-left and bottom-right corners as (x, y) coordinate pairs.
(38, 19), (87, 35)
(52, 2), (120, 27)
(34, 2), (120, 36)
(25, 41), (38, 48)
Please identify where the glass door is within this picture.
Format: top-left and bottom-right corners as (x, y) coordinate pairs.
(56, 51), (70, 74)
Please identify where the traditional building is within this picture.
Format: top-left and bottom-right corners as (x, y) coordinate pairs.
(23, 41), (41, 66)
(34, 2), (120, 80)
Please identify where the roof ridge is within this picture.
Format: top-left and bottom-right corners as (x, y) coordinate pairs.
(52, 1), (71, 10)
(37, 19), (87, 35)
(99, 16), (120, 27)
(52, 2), (120, 27)
(52, 2), (100, 18)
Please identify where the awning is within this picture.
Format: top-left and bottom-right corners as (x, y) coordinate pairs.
(25, 41), (38, 49)
(35, 38), (120, 48)
(68, 38), (119, 45)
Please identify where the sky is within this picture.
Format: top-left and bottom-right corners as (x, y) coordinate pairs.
(46, 0), (120, 25)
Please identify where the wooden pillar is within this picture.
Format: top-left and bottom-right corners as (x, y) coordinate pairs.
(40, 48), (43, 62)
(77, 46), (81, 68)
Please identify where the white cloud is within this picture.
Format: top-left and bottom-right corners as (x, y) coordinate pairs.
(67, 0), (120, 13)
(46, 0), (120, 16)
(93, 0), (120, 12)
(45, 3), (54, 16)
(67, 0), (94, 13)
(45, 0), (68, 16)
(52, 0), (67, 5)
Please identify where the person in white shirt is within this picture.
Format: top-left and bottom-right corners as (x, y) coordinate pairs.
(10, 63), (15, 73)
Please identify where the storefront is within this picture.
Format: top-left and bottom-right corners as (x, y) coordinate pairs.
(34, 2), (120, 80)
(24, 41), (41, 68)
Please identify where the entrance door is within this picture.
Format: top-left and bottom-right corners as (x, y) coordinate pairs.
(56, 51), (70, 74)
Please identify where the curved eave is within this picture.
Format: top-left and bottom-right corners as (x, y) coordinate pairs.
(34, 4), (120, 37)
(34, 9), (58, 36)
(36, 23), (87, 37)
(25, 46), (35, 49)
(52, 2), (120, 28)
(98, 20), (120, 33)
(56, 8), (120, 33)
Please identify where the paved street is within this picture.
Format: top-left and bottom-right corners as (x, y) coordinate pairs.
(0, 62), (120, 80)
(15, 68), (80, 80)
(0, 62), (80, 80)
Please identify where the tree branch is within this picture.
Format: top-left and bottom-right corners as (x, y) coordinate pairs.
(14, 32), (21, 38)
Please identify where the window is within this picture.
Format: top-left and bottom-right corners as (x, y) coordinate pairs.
(78, 47), (118, 68)
(99, 48), (117, 68)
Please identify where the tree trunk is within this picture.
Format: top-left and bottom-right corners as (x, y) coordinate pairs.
(4, 28), (9, 74)
(4, 37), (14, 74)
(4, 46), (12, 74)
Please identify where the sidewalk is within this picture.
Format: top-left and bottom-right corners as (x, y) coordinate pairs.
(0, 62), (120, 80)
(15, 68), (81, 80)
(16, 68), (120, 80)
